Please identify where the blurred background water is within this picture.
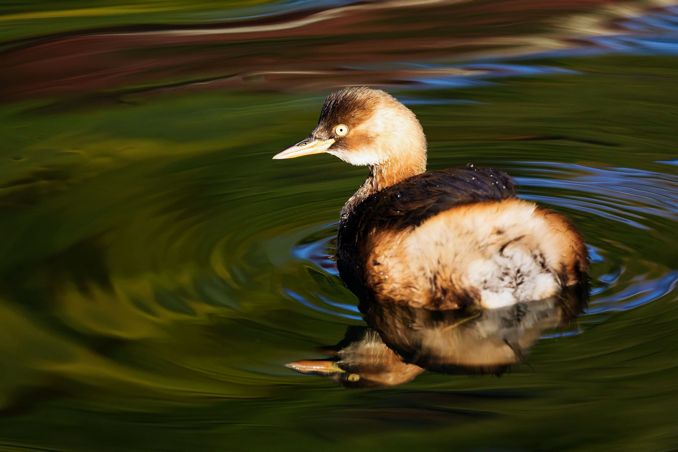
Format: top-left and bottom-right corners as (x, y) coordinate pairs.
(1, 0), (677, 450)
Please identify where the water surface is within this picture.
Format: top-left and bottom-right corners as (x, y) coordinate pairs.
(1, 1), (677, 450)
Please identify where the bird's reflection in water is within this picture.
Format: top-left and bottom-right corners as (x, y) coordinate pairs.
(288, 284), (587, 387)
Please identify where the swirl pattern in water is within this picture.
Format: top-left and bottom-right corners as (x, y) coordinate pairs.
(291, 161), (676, 327)
(0, 0), (677, 450)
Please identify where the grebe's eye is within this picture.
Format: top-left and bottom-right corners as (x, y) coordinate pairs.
(334, 124), (349, 137)
(347, 373), (360, 382)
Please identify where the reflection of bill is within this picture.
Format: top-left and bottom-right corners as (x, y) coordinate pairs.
(287, 283), (587, 387)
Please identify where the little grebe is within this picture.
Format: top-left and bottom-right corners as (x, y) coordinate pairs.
(274, 87), (587, 310)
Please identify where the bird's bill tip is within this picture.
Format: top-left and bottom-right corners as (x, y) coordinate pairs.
(273, 138), (335, 160)
(285, 359), (345, 375)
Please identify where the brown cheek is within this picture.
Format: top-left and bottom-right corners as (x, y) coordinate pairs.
(342, 132), (373, 152)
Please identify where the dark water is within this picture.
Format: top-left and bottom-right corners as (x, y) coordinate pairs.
(1, 1), (677, 450)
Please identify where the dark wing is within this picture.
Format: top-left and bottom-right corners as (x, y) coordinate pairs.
(337, 166), (516, 302)
(353, 166), (516, 232)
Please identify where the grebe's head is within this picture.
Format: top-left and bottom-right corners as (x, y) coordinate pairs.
(273, 87), (427, 172)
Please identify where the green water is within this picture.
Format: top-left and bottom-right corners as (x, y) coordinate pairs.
(1, 1), (677, 450)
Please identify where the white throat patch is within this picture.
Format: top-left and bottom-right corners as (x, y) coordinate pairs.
(329, 149), (385, 166)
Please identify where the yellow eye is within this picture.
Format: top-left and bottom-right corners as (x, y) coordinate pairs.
(347, 373), (360, 382)
(334, 124), (349, 137)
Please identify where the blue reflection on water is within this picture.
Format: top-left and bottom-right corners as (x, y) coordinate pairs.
(515, 162), (678, 224)
(533, 6), (678, 59)
(587, 245), (606, 264)
(521, 194), (650, 230)
(286, 289), (360, 321)
(355, 6), (678, 89)
(587, 271), (678, 314)
(413, 64), (576, 88)
(318, 295), (360, 315)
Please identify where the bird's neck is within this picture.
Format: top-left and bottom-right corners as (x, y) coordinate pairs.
(340, 157), (426, 221)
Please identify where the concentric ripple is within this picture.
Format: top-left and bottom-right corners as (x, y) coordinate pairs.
(2, 1), (678, 448)
(289, 161), (678, 331)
